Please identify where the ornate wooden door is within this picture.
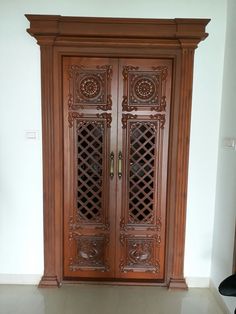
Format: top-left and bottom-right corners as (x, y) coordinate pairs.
(63, 57), (118, 278)
(63, 57), (172, 281)
(116, 59), (171, 280)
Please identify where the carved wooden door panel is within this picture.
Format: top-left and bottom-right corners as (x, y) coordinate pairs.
(116, 59), (172, 279)
(63, 57), (118, 278)
(63, 57), (172, 281)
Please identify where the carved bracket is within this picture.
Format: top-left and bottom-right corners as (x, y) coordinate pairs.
(97, 113), (112, 128)
(150, 114), (166, 129)
(122, 114), (137, 129)
(68, 112), (83, 128)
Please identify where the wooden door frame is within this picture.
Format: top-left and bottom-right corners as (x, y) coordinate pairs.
(25, 15), (210, 288)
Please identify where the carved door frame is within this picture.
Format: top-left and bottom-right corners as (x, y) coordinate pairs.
(25, 15), (210, 288)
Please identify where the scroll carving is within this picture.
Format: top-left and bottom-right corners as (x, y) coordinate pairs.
(147, 217), (162, 231)
(68, 112), (83, 128)
(97, 113), (112, 128)
(150, 114), (166, 129)
(122, 114), (137, 129)
(122, 96), (137, 112)
(120, 218), (135, 232)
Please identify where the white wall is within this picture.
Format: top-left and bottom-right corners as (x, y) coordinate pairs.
(211, 0), (236, 312)
(0, 0), (226, 282)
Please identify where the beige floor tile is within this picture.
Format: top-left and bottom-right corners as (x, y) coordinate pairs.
(0, 284), (227, 314)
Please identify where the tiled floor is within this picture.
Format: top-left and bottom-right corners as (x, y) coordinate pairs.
(0, 284), (226, 314)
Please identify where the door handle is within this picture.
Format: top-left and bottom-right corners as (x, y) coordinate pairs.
(110, 152), (114, 179)
(118, 151), (122, 179)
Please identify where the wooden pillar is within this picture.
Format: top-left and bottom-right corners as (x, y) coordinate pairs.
(169, 42), (195, 289)
(38, 41), (59, 288)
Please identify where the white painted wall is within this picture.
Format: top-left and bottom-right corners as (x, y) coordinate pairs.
(211, 0), (236, 312)
(0, 0), (227, 284)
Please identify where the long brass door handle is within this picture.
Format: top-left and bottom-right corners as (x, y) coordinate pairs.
(118, 151), (122, 179)
(110, 152), (114, 179)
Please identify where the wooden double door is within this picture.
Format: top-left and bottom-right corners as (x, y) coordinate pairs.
(63, 57), (172, 281)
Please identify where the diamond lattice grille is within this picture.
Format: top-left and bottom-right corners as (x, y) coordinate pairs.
(129, 122), (156, 224)
(77, 122), (104, 222)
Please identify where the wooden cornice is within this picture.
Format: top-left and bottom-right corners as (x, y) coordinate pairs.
(25, 15), (210, 47)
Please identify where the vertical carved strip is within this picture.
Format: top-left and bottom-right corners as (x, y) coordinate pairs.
(39, 43), (59, 288)
(169, 46), (195, 289)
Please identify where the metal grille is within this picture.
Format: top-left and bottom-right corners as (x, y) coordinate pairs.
(129, 122), (156, 224)
(77, 121), (104, 222)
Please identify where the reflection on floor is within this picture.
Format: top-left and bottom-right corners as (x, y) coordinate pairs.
(0, 284), (226, 314)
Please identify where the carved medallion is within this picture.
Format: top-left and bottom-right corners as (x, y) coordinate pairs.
(80, 76), (101, 99)
(68, 65), (112, 110)
(133, 77), (156, 101)
(122, 66), (168, 111)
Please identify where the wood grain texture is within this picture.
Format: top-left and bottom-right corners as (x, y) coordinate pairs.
(25, 15), (210, 288)
(38, 44), (59, 288)
(25, 15), (209, 43)
(167, 45), (195, 290)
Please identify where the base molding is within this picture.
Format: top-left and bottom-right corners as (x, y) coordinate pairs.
(168, 278), (188, 290)
(38, 275), (60, 288)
